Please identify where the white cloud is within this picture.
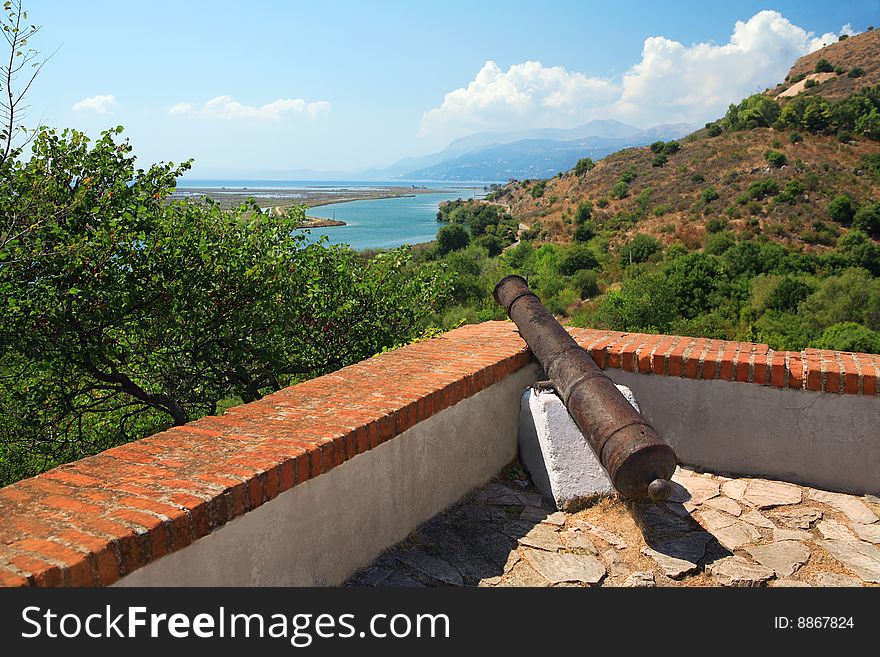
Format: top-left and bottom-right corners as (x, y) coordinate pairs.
(72, 94), (118, 114)
(420, 60), (617, 138)
(168, 95), (331, 121)
(421, 11), (858, 138)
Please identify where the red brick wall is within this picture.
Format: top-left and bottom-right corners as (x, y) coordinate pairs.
(0, 322), (877, 587)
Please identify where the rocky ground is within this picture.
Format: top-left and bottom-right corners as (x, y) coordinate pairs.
(345, 464), (880, 587)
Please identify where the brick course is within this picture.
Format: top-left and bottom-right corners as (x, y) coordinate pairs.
(0, 321), (876, 587)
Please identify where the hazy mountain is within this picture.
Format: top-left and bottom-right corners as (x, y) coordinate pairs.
(397, 123), (697, 181)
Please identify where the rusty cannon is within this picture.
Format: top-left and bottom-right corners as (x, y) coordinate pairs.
(494, 275), (676, 501)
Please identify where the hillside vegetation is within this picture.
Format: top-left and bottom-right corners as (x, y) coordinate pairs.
(417, 29), (880, 354)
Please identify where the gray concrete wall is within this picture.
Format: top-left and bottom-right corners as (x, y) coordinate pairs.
(115, 363), (540, 586)
(607, 370), (880, 496)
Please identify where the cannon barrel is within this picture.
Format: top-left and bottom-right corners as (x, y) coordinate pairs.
(494, 275), (676, 501)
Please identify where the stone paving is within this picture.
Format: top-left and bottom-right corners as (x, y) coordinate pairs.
(345, 463), (880, 587)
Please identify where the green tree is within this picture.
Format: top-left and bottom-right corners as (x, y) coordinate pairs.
(558, 245), (599, 275)
(828, 194), (857, 224)
(437, 223), (470, 254)
(574, 157), (595, 176)
(619, 234), (661, 265)
(815, 322), (880, 354)
(0, 127), (450, 483)
(853, 201), (880, 238)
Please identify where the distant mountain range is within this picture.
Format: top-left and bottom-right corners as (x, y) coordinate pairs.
(183, 119), (696, 184)
(364, 120), (696, 182)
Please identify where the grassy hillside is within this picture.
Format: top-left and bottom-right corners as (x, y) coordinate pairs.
(416, 31), (880, 354)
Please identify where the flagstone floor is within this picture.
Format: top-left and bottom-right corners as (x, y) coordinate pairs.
(345, 464), (880, 587)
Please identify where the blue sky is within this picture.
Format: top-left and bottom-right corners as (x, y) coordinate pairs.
(20, 1), (880, 176)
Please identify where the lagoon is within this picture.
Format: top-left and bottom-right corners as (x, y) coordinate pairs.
(304, 188), (482, 251)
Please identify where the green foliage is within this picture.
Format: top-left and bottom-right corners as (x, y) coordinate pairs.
(764, 150), (787, 168)
(437, 223), (470, 254)
(838, 230), (880, 275)
(619, 234), (662, 265)
(848, 67), (865, 78)
(652, 153), (667, 167)
(789, 132), (803, 143)
(558, 245), (599, 276)
(815, 322), (880, 353)
(574, 200), (593, 224)
(610, 180), (629, 199)
(591, 274), (677, 332)
(701, 187), (720, 203)
(474, 234), (502, 256)
(828, 194), (857, 224)
(814, 59), (834, 73)
(652, 204), (671, 217)
(571, 269), (600, 299)
(706, 123), (723, 137)
(0, 128), (451, 483)
(531, 181), (547, 198)
(799, 269), (880, 334)
(574, 157), (595, 176)
(853, 201), (880, 238)
(724, 94), (781, 130)
(574, 222), (596, 242)
(705, 231), (734, 255)
(747, 178), (780, 199)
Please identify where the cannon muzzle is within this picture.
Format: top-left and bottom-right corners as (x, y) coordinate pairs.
(494, 275), (676, 500)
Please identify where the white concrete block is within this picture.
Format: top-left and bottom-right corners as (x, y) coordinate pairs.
(518, 385), (639, 510)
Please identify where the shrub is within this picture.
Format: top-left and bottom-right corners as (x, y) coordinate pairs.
(704, 231), (734, 255)
(838, 231), (880, 275)
(705, 217), (726, 233)
(828, 194), (857, 225)
(571, 269), (600, 299)
(748, 178), (780, 199)
(853, 201), (880, 238)
(691, 172), (705, 183)
(596, 197), (609, 208)
(816, 323), (880, 354)
(765, 150), (787, 168)
(530, 181), (546, 198)
(814, 59), (834, 73)
(789, 132), (803, 143)
(804, 79), (818, 89)
(574, 200), (593, 224)
(848, 67), (865, 78)
(610, 180), (629, 199)
(574, 157), (595, 176)
(706, 123), (723, 137)
(573, 222), (595, 242)
(558, 245), (599, 275)
(473, 234), (502, 256)
(619, 234), (662, 265)
(652, 153), (667, 167)
(701, 187), (720, 203)
(437, 223), (470, 254)
(653, 204), (671, 217)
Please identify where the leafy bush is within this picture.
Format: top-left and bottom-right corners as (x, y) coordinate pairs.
(571, 269), (600, 299)
(701, 187), (720, 203)
(652, 153), (668, 167)
(610, 180), (629, 199)
(848, 67), (865, 78)
(706, 123), (723, 137)
(765, 150), (787, 168)
(575, 200), (593, 224)
(815, 322), (880, 353)
(437, 223), (470, 254)
(574, 157), (595, 176)
(814, 59), (834, 73)
(619, 234), (662, 265)
(531, 181), (547, 198)
(853, 201), (880, 238)
(574, 222), (596, 242)
(747, 178), (780, 199)
(559, 245), (599, 275)
(828, 195), (857, 224)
